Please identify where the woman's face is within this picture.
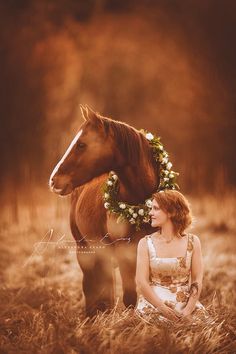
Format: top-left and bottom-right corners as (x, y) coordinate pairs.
(149, 199), (169, 228)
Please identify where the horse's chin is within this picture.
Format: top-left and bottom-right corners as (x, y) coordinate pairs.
(52, 184), (73, 196)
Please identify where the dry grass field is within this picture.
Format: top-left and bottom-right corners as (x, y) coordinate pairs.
(0, 190), (236, 354)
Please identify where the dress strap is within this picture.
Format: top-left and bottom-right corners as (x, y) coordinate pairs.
(187, 233), (194, 253)
(145, 235), (156, 259)
(185, 233), (194, 265)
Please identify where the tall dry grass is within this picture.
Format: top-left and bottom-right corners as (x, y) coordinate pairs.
(0, 190), (235, 353)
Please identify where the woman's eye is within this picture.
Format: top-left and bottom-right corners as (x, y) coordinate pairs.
(76, 142), (86, 149)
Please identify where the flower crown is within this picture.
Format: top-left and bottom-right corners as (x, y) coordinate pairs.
(102, 129), (179, 230)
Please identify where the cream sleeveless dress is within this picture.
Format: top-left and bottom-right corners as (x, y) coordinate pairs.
(135, 233), (208, 324)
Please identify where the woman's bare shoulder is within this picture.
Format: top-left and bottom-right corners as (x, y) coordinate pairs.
(137, 235), (151, 248)
(188, 233), (201, 249)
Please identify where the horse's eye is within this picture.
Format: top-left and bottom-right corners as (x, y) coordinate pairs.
(76, 142), (86, 149)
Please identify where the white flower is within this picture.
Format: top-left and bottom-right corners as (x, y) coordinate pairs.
(119, 203), (126, 209)
(162, 157), (168, 164)
(138, 209), (144, 216)
(133, 213), (138, 218)
(145, 132), (154, 141)
(166, 162), (172, 170)
(164, 177), (169, 182)
(112, 174), (118, 181)
(107, 180), (113, 186)
(159, 145), (163, 151)
(172, 186), (176, 190)
(104, 202), (110, 209)
(145, 199), (152, 208)
(104, 193), (109, 199)
(165, 184), (169, 188)
(129, 208), (134, 214)
(164, 170), (169, 175)
(129, 218), (136, 224)
(169, 173), (174, 178)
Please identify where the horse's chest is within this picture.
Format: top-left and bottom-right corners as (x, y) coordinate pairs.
(106, 213), (132, 240)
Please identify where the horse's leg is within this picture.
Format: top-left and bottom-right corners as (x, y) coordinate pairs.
(70, 193), (115, 317)
(76, 249), (115, 317)
(115, 244), (137, 308)
(70, 221), (115, 316)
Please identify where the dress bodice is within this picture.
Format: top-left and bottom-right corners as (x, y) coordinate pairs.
(146, 233), (194, 290)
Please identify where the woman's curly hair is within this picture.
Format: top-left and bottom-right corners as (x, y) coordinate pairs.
(152, 190), (192, 236)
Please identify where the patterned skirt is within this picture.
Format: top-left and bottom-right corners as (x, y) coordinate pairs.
(135, 284), (209, 325)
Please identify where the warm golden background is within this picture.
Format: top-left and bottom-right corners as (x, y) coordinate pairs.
(0, 1), (235, 353)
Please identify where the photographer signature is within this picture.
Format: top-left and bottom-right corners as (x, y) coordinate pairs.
(23, 229), (131, 267)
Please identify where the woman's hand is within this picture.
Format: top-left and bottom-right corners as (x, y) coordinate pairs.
(177, 307), (193, 323)
(179, 307), (192, 317)
(160, 304), (182, 322)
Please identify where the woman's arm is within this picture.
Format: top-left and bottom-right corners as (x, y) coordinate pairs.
(182, 235), (203, 315)
(135, 237), (179, 320)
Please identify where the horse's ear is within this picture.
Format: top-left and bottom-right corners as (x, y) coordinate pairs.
(85, 105), (100, 122)
(80, 104), (89, 121)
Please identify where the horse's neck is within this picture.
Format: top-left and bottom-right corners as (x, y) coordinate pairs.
(116, 160), (158, 204)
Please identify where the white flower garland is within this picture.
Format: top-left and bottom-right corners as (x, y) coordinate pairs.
(102, 129), (179, 230)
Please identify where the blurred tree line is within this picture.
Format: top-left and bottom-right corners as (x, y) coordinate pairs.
(0, 0), (235, 209)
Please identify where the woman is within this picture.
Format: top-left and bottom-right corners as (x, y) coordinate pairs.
(135, 190), (209, 324)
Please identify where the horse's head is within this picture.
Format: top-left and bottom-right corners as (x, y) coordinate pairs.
(49, 106), (115, 195)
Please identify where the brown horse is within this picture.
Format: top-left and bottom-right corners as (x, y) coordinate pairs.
(49, 105), (160, 317)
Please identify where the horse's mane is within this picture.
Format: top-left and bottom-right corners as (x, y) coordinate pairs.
(96, 114), (155, 167)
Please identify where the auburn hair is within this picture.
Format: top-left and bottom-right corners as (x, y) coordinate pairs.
(152, 190), (192, 236)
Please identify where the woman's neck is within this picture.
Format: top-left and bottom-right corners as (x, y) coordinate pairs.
(155, 224), (180, 241)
